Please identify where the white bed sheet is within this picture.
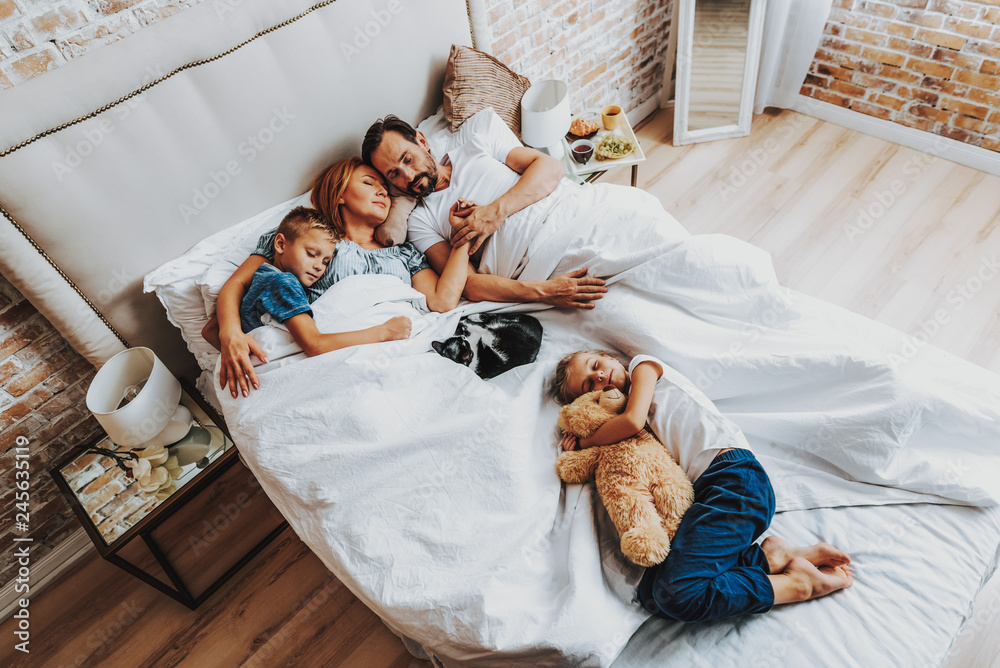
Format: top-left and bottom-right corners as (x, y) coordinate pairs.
(213, 179), (1000, 666)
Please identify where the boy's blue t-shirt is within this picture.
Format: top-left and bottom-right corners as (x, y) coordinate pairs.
(240, 264), (313, 333)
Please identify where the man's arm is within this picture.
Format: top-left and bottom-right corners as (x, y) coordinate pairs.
(423, 241), (606, 308)
(449, 146), (564, 253)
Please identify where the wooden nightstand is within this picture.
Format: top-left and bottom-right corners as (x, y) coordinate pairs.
(561, 108), (647, 187)
(51, 380), (287, 609)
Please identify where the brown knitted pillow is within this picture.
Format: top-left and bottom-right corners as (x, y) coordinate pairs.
(442, 44), (531, 137)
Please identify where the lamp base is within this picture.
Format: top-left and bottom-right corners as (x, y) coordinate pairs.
(168, 425), (215, 466)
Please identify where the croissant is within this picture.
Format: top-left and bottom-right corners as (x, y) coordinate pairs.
(568, 118), (600, 137)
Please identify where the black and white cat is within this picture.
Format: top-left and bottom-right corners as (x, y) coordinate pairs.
(431, 312), (543, 379)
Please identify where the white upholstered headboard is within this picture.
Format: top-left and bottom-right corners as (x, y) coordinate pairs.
(0, 0), (486, 380)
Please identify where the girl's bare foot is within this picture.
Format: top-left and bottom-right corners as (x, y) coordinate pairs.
(769, 557), (854, 605)
(761, 535), (851, 574)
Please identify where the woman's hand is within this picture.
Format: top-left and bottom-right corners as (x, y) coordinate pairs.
(219, 328), (269, 398)
(447, 198), (478, 228)
(378, 316), (412, 342)
(560, 432), (580, 452)
(539, 269), (608, 309)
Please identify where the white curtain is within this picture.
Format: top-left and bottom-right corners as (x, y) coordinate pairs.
(754, 0), (834, 113)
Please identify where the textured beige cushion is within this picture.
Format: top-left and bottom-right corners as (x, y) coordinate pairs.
(442, 44), (531, 136)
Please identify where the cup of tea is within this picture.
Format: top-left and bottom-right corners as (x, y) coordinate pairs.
(601, 104), (623, 130)
(570, 139), (595, 164)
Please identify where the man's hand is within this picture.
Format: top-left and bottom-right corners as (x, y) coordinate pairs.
(539, 269), (608, 309)
(449, 200), (504, 255)
(447, 198), (478, 236)
(219, 329), (269, 398)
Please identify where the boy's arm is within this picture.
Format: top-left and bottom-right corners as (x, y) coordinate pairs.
(579, 362), (661, 449)
(212, 254), (269, 398)
(284, 313), (411, 356)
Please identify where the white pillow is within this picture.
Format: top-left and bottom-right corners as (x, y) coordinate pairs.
(421, 106), (506, 163)
(417, 105), (452, 143)
(142, 260), (220, 373)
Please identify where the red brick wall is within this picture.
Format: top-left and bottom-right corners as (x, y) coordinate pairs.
(803, 0), (1000, 153)
(0, 273), (105, 586)
(0, 0), (203, 89)
(486, 0), (674, 116)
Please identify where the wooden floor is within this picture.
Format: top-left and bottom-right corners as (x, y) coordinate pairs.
(4, 107), (999, 667)
(1, 530), (425, 668)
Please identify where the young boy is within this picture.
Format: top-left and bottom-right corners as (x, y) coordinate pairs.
(551, 350), (853, 622)
(228, 206), (410, 356)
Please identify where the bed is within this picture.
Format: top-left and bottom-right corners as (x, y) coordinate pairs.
(2, 1), (999, 666)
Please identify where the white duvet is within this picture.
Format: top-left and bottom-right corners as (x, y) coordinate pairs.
(217, 182), (1000, 667)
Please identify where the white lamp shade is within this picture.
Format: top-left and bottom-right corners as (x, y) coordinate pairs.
(86, 347), (182, 448)
(520, 80), (571, 153)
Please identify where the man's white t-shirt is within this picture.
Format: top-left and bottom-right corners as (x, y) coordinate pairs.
(407, 109), (575, 279)
(408, 110), (521, 253)
(629, 354), (752, 483)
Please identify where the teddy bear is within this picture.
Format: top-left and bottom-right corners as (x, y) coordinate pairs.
(555, 386), (694, 567)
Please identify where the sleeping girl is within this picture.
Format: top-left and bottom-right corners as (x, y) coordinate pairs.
(202, 157), (472, 397)
(551, 349), (855, 622)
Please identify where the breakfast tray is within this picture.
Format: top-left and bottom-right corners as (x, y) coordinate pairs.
(561, 108), (646, 180)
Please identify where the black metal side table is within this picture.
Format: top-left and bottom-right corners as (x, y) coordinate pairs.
(51, 380), (288, 609)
